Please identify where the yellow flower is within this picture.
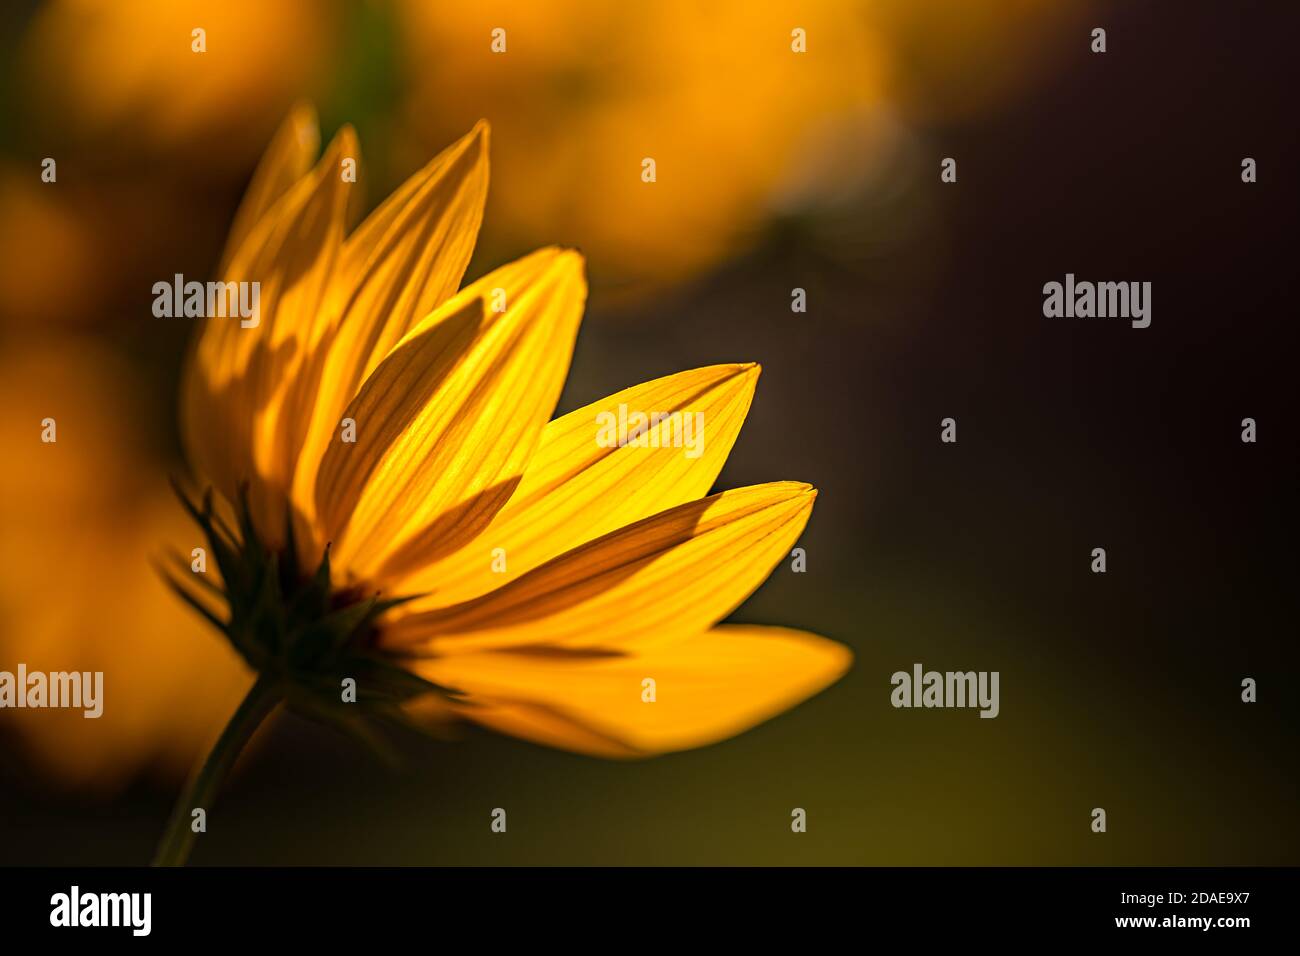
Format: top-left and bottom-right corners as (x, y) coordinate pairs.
(176, 104), (850, 761)
(393, 0), (1076, 295)
(396, 0), (888, 294)
(20, 0), (337, 169)
(0, 339), (249, 789)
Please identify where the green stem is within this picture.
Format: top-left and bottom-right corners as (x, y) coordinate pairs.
(151, 674), (280, 867)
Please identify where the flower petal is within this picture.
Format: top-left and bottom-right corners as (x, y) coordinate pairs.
(385, 482), (815, 652)
(183, 125), (355, 543)
(413, 625), (851, 757)
(219, 102), (319, 277)
(291, 122), (490, 532)
(396, 363), (760, 606)
(315, 248), (586, 583)
(335, 120), (488, 332)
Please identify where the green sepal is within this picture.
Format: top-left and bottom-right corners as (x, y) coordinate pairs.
(165, 480), (455, 725)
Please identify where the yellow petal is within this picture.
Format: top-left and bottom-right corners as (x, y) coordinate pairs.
(182, 108), (321, 506)
(292, 122), (490, 531)
(333, 120), (488, 331)
(315, 248), (586, 583)
(385, 482), (816, 653)
(414, 625), (852, 758)
(219, 102), (319, 277)
(182, 125), (355, 543)
(396, 363), (759, 606)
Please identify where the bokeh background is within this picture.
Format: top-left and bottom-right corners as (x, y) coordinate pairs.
(1, 0), (1296, 864)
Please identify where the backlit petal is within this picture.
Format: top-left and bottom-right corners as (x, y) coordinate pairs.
(183, 125), (354, 543)
(396, 363), (760, 606)
(315, 248), (586, 583)
(219, 102), (319, 276)
(414, 625), (851, 757)
(385, 482), (815, 652)
(293, 124), (490, 532)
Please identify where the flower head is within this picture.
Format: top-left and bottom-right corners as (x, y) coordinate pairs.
(174, 104), (850, 758)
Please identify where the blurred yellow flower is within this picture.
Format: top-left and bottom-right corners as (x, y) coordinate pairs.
(12, 0), (1075, 307)
(19, 0), (338, 168)
(396, 0), (887, 294)
(176, 105), (850, 765)
(394, 0), (1074, 294)
(0, 340), (249, 789)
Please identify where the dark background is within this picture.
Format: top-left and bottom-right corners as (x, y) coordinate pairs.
(1, 1), (1296, 863)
